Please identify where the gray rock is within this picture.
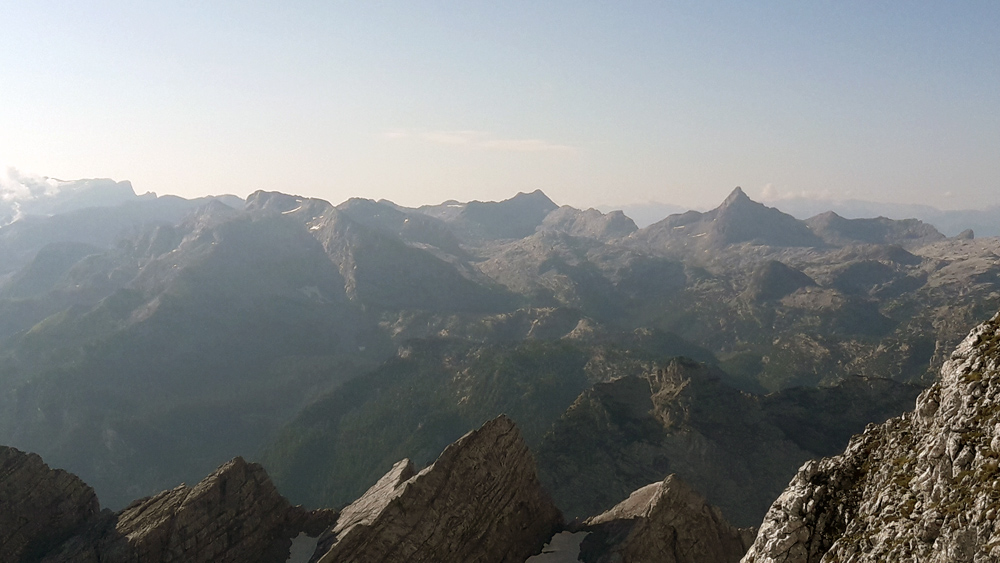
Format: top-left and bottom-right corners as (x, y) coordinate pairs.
(579, 474), (753, 563)
(3, 453), (335, 563)
(310, 415), (562, 563)
(743, 311), (1000, 562)
(0, 446), (100, 562)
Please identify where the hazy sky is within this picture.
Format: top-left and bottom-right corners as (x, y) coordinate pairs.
(2, 1), (998, 210)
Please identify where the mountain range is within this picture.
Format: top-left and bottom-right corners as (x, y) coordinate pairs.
(1, 178), (999, 560)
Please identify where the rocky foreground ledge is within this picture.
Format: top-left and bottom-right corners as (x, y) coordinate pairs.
(1, 449), (335, 563)
(2, 412), (756, 563)
(0, 415), (562, 563)
(578, 473), (754, 563)
(743, 312), (1000, 562)
(310, 415), (561, 563)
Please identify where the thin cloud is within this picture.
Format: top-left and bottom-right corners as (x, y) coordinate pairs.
(382, 129), (411, 140)
(758, 183), (838, 201)
(385, 129), (576, 153)
(1, 166), (63, 202)
(479, 138), (575, 152)
(422, 130), (485, 145)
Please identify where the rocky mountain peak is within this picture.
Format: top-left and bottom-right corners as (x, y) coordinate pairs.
(539, 206), (638, 241)
(434, 189), (561, 241)
(311, 415), (562, 563)
(0, 446), (99, 562)
(743, 311), (1000, 562)
(637, 187), (825, 250)
(512, 188), (558, 208)
(804, 211), (945, 247)
(721, 186), (753, 208)
(1, 452), (335, 563)
(579, 474), (754, 563)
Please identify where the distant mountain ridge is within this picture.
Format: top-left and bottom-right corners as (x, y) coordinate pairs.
(636, 187), (827, 251)
(0, 177), (997, 528)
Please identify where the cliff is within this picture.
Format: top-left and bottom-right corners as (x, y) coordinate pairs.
(579, 474), (754, 563)
(311, 415), (562, 563)
(1, 453), (335, 563)
(0, 446), (100, 561)
(743, 312), (1000, 562)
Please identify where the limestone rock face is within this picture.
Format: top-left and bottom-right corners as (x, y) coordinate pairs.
(539, 206), (639, 241)
(99, 457), (334, 563)
(3, 453), (335, 563)
(311, 415), (562, 563)
(579, 474), (753, 563)
(743, 312), (1000, 563)
(536, 357), (921, 527)
(0, 446), (100, 562)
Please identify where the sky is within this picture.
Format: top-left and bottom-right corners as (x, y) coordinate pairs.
(1, 1), (998, 211)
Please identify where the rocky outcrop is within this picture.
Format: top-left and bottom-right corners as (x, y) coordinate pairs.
(2, 452), (335, 563)
(0, 446), (100, 562)
(638, 187), (825, 251)
(311, 415), (562, 563)
(804, 211), (945, 248)
(540, 206), (639, 241)
(744, 260), (817, 303)
(579, 474), (754, 563)
(743, 312), (1000, 562)
(535, 358), (921, 527)
(105, 457), (334, 563)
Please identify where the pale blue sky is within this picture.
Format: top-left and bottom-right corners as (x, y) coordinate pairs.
(1, 1), (998, 209)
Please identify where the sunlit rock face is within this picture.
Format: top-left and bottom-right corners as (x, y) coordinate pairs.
(1, 452), (335, 563)
(743, 312), (1000, 563)
(579, 473), (754, 563)
(0, 446), (100, 562)
(310, 415), (562, 563)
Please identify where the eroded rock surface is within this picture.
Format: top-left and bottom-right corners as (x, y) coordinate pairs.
(2, 452), (334, 563)
(100, 457), (335, 563)
(311, 415), (562, 563)
(743, 312), (1000, 562)
(579, 474), (753, 563)
(0, 446), (100, 562)
(536, 358), (921, 527)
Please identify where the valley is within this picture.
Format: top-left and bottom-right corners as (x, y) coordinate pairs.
(1, 181), (998, 561)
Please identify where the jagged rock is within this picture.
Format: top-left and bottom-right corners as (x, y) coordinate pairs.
(539, 206), (639, 241)
(535, 359), (921, 527)
(804, 211), (945, 248)
(12, 455), (336, 563)
(0, 446), (100, 562)
(310, 415), (562, 563)
(743, 312), (1000, 562)
(638, 187), (825, 251)
(579, 474), (754, 563)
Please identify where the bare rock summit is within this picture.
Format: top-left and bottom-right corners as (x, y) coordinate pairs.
(579, 473), (754, 563)
(310, 414), (562, 563)
(2, 453), (335, 563)
(0, 446), (100, 562)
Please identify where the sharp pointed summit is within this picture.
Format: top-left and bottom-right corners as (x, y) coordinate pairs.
(636, 187), (825, 250)
(721, 186), (752, 207)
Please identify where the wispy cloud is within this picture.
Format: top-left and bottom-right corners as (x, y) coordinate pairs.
(1, 166), (63, 203)
(759, 183), (841, 201)
(478, 138), (575, 152)
(384, 129), (576, 153)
